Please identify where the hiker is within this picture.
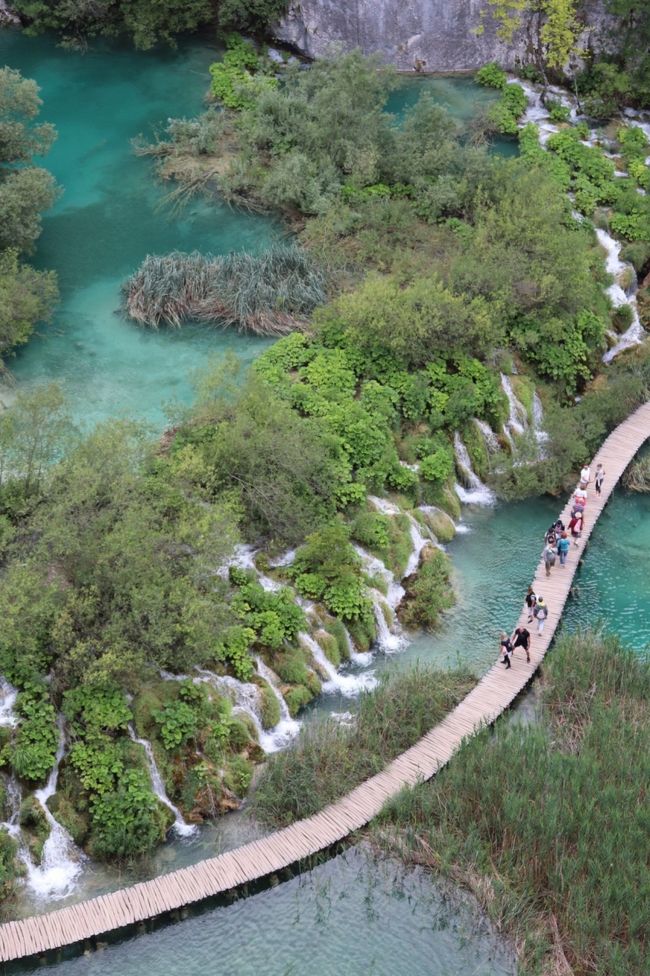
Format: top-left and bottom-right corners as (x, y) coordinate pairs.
(543, 540), (556, 576)
(574, 486), (588, 507)
(544, 522), (557, 546)
(557, 531), (570, 566)
(534, 597), (548, 636)
(525, 585), (537, 622)
(569, 509), (583, 546)
(554, 518), (565, 534)
(499, 631), (513, 669)
(511, 625), (531, 663)
(580, 464), (591, 487)
(595, 463), (605, 496)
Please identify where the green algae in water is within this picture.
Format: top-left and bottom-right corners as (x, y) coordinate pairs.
(0, 31), (282, 429)
(12, 848), (516, 976)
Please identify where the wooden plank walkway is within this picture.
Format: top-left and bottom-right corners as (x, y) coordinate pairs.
(1, 401), (649, 962)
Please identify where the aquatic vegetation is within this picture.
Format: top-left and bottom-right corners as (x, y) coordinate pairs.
(253, 665), (475, 827)
(398, 549), (455, 632)
(123, 244), (327, 334)
(378, 632), (650, 976)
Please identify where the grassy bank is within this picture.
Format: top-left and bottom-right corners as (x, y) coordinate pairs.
(253, 665), (475, 827)
(375, 632), (649, 976)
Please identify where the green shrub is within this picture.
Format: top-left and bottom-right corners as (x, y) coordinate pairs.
(475, 62), (507, 89)
(209, 35), (277, 111)
(290, 522), (373, 622)
(398, 549), (455, 630)
(215, 625), (256, 681)
(351, 510), (391, 552)
(11, 687), (58, 784)
(258, 681), (281, 729)
(90, 769), (168, 860)
(546, 99), (570, 123)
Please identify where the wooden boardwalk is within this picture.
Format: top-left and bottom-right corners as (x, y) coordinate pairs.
(1, 401), (649, 963)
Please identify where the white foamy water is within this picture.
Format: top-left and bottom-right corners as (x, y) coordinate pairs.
(218, 544), (281, 592)
(254, 657), (301, 752)
(474, 418), (500, 453)
(500, 374), (527, 439)
(299, 633), (377, 696)
(532, 393), (549, 451)
(370, 592), (407, 654)
(128, 725), (196, 836)
(453, 433), (495, 506)
(25, 719), (85, 899)
(368, 495), (401, 516)
(0, 677), (18, 727)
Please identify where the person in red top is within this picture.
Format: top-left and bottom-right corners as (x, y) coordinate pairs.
(569, 509), (583, 546)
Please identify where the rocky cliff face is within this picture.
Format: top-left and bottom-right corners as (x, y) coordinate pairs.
(274, 0), (610, 72)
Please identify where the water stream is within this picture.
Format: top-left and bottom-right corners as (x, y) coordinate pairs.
(127, 725), (196, 837)
(253, 657), (302, 751)
(453, 432), (496, 505)
(25, 718), (84, 899)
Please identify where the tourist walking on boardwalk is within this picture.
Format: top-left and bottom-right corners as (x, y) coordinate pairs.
(511, 625), (531, 663)
(580, 464), (591, 487)
(595, 462), (605, 496)
(499, 631), (513, 669)
(534, 597), (548, 636)
(574, 486), (588, 507)
(557, 531), (570, 566)
(543, 540), (556, 576)
(569, 508), (583, 546)
(525, 585), (537, 622)
(545, 522), (557, 546)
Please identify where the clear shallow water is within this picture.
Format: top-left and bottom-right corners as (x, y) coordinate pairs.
(15, 848), (516, 976)
(0, 31), (280, 428)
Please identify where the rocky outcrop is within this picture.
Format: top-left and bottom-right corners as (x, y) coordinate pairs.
(274, 0), (612, 73)
(0, 2), (19, 25)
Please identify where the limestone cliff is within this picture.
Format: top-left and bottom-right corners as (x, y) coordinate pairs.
(274, 0), (611, 72)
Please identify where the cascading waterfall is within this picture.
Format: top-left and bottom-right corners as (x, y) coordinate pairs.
(26, 718), (84, 898)
(127, 725), (196, 836)
(196, 670), (286, 755)
(370, 592), (406, 653)
(453, 433), (495, 506)
(516, 85), (646, 360)
(500, 374), (528, 440)
(0, 677), (18, 728)
(268, 548), (297, 568)
(368, 495), (401, 516)
(532, 393), (550, 450)
(298, 633), (377, 696)
(218, 544), (281, 592)
(253, 657), (301, 751)
(0, 776), (22, 840)
(474, 418), (500, 454)
(341, 624), (373, 668)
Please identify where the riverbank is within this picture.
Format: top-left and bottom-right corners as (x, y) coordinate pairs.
(375, 631), (649, 976)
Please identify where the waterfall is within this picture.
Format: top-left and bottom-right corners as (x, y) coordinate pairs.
(298, 633), (376, 696)
(196, 670), (285, 755)
(25, 718), (84, 899)
(0, 776), (22, 840)
(254, 657), (301, 752)
(532, 393), (550, 451)
(127, 725), (196, 836)
(268, 548), (297, 568)
(453, 433), (495, 506)
(474, 418), (500, 454)
(370, 592), (406, 654)
(218, 544), (281, 592)
(516, 85), (646, 361)
(341, 624), (373, 668)
(368, 495), (401, 516)
(354, 544), (404, 609)
(500, 374), (528, 438)
(0, 677), (18, 727)
(404, 514), (432, 575)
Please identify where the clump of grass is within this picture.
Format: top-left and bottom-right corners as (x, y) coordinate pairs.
(252, 665), (475, 827)
(122, 243), (327, 335)
(376, 631), (649, 976)
(623, 455), (650, 493)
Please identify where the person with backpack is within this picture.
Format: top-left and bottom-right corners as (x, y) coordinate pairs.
(534, 597), (549, 636)
(511, 625), (531, 663)
(569, 509), (583, 546)
(525, 585), (537, 623)
(543, 541), (557, 576)
(499, 631), (513, 669)
(557, 531), (570, 566)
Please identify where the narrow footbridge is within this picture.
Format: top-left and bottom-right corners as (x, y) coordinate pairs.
(2, 402), (649, 963)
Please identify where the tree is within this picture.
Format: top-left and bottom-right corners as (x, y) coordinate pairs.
(0, 383), (74, 494)
(0, 249), (58, 361)
(483, 0), (582, 80)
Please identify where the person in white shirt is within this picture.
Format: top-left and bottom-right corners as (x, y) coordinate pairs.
(579, 464), (591, 487)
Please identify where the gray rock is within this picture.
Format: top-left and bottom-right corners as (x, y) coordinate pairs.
(274, 0), (613, 73)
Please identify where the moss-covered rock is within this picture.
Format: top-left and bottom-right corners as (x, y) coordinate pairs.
(347, 612), (376, 652)
(421, 479), (462, 520)
(316, 630), (340, 668)
(19, 795), (49, 863)
(273, 644), (310, 686)
(511, 375), (534, 423)
(419, 505), (456, 543)
(284, 685), (313, 717)
(0, 829), (19, 901)
(259, 680), (281, 730)
(325, 618), (352, 662)
(461, 422), (489, 481)
(48, 792), (90, 847)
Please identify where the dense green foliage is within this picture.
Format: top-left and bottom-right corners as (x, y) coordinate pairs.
(0, 68), (58, 366)
(398, 549), (455, 631)
(378, 632), (649, 976)
(209, 33), (277, 110)
(13, 1), (289, 50)
(253, 665), (475, 826)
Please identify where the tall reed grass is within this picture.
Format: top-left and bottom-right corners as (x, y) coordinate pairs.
(253, 665), (475, 827)
(376, 632), (649, 976)
(122, 243), (327, 335)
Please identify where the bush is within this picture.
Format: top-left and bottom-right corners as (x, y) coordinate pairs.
(546, 99), (570, 123)
(475, 63), (507, 89)
(11, 686), (58, 784)
(89, 769), (168, 859)
(398, 549), (455, 630)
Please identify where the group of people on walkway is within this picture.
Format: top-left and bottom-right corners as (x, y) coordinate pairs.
(499, 462), (605, 670)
